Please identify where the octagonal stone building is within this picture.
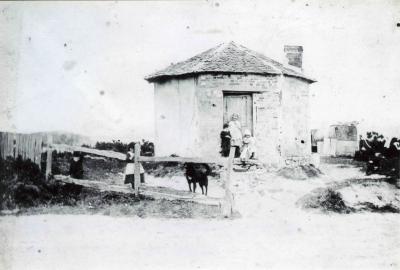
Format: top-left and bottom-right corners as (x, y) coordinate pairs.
(145, 42), (316, 165)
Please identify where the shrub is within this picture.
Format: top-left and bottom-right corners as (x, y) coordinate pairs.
(0, 156), (48, 209)
(93, 139), (155, 156)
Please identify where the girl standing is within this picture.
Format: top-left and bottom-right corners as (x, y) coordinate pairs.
(228, 113), (242, 158)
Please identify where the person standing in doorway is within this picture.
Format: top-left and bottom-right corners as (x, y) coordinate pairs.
(220, 123), (231, 157)
(240, 129), (257, 161)
(228, 113), (242, 158)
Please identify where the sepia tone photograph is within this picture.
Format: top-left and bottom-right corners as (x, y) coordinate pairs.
(0, 0), (399, 269)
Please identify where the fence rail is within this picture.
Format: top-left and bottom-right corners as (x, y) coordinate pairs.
(51, 143), (126, 160)
(50, 143), (265, 166)
(49, 142), (235, 217)
(0, 134), (235, 217)
(50, 143), (227, 165)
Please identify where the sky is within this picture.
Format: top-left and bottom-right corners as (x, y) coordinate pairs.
(1, 0), (400, 142)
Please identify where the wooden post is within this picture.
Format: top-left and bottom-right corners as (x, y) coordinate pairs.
(12, 134), (16, 159)
(397, 156), (400, 186)
(223, 146), (235, 217)
(45, 134), (53, 180)
(134, 142), (141, 198)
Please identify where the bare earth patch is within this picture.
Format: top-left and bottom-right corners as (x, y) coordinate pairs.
(1, 159), (399, 269)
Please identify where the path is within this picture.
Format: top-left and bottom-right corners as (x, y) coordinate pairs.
(1, 163), (399, 270)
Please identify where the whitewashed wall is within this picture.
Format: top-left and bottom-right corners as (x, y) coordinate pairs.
(154, 78), (197, 157)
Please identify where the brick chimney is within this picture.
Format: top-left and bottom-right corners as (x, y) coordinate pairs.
(284, 45), (303, 69)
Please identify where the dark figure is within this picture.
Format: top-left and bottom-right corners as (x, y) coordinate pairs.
(220, 123), (231, 157)
(376, 135), (386, 154)
(381, 138), (400, 177)
(365, 134), (381, 175)
(366, 151), (382, 176)
(69, 151), (84, 179)
(361, 139), (374, 162)
(185, 163), (211, 195)
(354, 135), (364, 161)
(385, 138), (400, 159)
(358, 135), (363, 151)
(365, 135), (400, 177)
(141, 140), (155, 156)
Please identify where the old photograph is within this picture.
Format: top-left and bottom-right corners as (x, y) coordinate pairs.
(0, 0), (399, 269)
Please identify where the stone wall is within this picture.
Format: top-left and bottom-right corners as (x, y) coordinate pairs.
(153, 73), (312, 165)
(154, 78), (198, 157)
(195, 73), (281, 162)
(252, 83), (282, 164)
(280, 76), (311, 160)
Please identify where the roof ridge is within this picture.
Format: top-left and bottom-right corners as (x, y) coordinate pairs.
(190, 42), (226, 71)
(235, 44), (282, 74)
(239, 44), (316, 80)
(145, 42), (316, 83)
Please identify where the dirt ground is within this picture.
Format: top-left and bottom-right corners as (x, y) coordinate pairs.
(0, 159), (399, 270)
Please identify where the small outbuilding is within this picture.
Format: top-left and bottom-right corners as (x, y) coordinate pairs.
(145, 42), (316, 165)
(318, 122), (359, 157)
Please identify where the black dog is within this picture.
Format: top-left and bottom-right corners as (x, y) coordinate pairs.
(185, 163), (211, 195)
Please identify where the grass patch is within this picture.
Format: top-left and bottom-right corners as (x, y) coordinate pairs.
(0, 157), (222, 218)
(297, 178), (400, 214)
(277, 164), (322, 180)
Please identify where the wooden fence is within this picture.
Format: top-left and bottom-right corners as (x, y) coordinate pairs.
(0, 132), (236, 216)
(49, 142), (236, 217)
(0, 132), (44, 168)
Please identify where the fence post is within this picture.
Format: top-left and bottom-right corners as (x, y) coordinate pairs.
(12, 134), (16, 159)
(222, 146), (235, 217)
(45, 134), (53, 180)
(397, 156), (400, 186)
(134, 142), (141, 198)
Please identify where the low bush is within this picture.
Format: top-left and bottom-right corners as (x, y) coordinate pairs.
(93, 139), (155, 156)
(0, 157), (47, 209)
(297, 187), (350, 213)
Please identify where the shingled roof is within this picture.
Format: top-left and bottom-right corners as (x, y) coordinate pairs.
(145, 41), (316, 83)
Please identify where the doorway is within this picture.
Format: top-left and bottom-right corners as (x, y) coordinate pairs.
(223, 93), (253, 134)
